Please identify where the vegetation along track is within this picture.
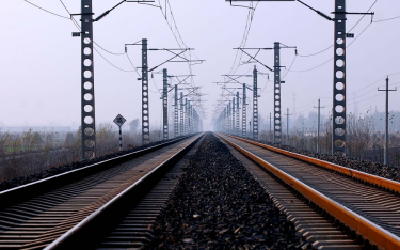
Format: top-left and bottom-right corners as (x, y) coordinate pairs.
(218, 133), (400, 250)
(0, 134), (203, 250)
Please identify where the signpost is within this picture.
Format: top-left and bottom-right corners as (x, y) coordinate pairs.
(113, 114), (127, 152)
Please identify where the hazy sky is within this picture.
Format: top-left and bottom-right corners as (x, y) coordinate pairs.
(1, 0), (399, 130)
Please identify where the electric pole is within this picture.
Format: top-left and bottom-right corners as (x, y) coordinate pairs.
(174, 84), (178, 138)
(234, 44), (296, 144)
(189, 103), (193, 134)
(233, 97), (236, 136)
(78, 0), (156, 159)
(80, 0), (96, 160)
(180, 92), (184, 135)
(141, 38), (150, 144)
(185, 98), (189, 135)
(332, 1), (347, 156)
(217, 74), (252, 137)
(284, 108), (292, 145)
(378, 77), (397, 166)
(253, 65), (259, 140)
(273, 42), (282, 144)
(314, 99), (325, 154)
(228, 101), (231, 134)
(242, 83), (246, 138)
(226, 0), (372, 155)
(162, 68), (168, 140)
(237, 92), (240, 136)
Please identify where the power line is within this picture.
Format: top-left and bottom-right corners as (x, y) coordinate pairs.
(25, 0), (133, 72)
(94, 47), (135, 72)
(348, 0), (378, 32)
(290, 58), (333, 73)
(298, 45), (333, 58)
(347, 22), (372, 48)
(290, 0), (377, 72)
(125, 53), (142, 77)
(348, 93), (383, 106)
(282, 56), (296, 79)
(24, 0), (70, 19)
(290, 20), (373, 73)
(231, 1), (259, 75)
(94, 42), (126, 55)
(373, 15), (400, 22)
(58, 0), (142, 72)
(156, 0), (198, 87)
(167, 0), (195, 85)
(216, 0), (259, 103)
(349, 73), (400, 95)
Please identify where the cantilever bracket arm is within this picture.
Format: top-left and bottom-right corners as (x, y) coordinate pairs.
(235, 48), (274, 71)
(223, 75), (251, 85)
(148, 49), (188, 72)
(93, 0), (155, 22)
(297, 0), (333, 21)
(174, 75), (192, 85)
(148, 48), (205, 72)
(225, 75), (243, 85)
(223, 88), (243, 100)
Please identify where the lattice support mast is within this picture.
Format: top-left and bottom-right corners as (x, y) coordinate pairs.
(242, 83), (246, 137)
(332, 0), (347, 155)
(253, 65), (259, 140)
(185, 98), (189, 135)
(81, 0), (96, 160)
(273, 42), (282, 144)
(228, 101), (231, 134)
(231, 97), (236, 135)
(174, 84), (178, 138)
(162, 68), (168, 140)
(141, 38), (150, 144)
(180, 92), (183, 135)
(237, 92), (240, 136)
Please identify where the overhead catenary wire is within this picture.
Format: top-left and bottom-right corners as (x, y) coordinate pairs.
(290, 21), (372, 73)
(373, 15), (400, 22)
(93, 47), (135, 73)
(282, 56), (296, 79)
(348, 0), (378, 33)
(230, 1), (260, 75)
(24, 0), (70, 19)
(288, 0), (378, 74)
(298, 45), (333, 58)
(157, 0), (196, 86)
(349, 73), (400, 95)
(59, 0), (149, 73)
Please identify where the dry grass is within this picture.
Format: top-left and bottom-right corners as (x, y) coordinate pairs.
(0, 124), (165, 182)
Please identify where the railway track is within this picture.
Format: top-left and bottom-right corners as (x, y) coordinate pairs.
(0, 134), (203, 250)
(18, 133), (311, 250)
(218, 134), (400, 250)
(2, 132), (400, 249)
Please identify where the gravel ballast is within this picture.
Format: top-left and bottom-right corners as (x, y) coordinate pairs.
(150, 133), (306, 250)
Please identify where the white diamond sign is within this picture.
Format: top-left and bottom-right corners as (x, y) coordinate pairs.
(113, 114), (126, 127)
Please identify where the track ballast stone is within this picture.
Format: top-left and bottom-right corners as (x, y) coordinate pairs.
(150, 133), (307, 250)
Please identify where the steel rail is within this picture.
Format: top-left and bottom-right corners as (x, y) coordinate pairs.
(219, 134), (400, 250)
(44, 134), (203, 249)
(227, 135), (400, 194)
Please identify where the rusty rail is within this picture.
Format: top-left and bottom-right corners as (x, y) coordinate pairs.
(219, 135), (400, 250)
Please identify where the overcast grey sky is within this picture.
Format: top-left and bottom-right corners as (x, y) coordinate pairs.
(1, 0), (399, 130)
